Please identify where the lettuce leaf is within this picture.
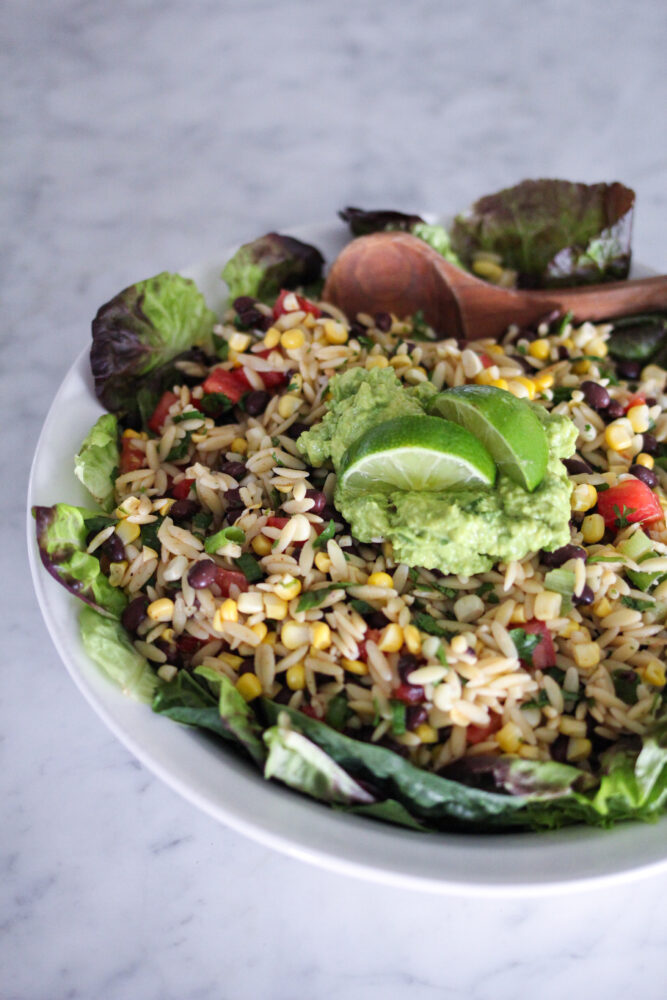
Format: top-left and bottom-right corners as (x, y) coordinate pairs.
(221, 233), (324, 303)
(90, 272), (216, 421)
(74, 413), (119, 512)
(451, 179), (635, 288)
(32, 503), (127, 618)
(79, 606), (158, 702)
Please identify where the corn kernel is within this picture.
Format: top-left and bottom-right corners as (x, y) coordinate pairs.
(562, 337), (575, 351)
(274, 575), (302, 601)
(263, 326), (281, 349)
(378, 623), (403, 652)
(605, 419), (634, 452)
(277, 394), (302, 419)
(263, 594), (288, 620)
(509, 604), (527, 624)
(528, 338), (551, 361)
(341, 657), (368, 675)
(323, 320), (348, 344)
(573, 641), (601, 669)
(486, 343), (505, 356)
(280, 328), (305, 351)
(587, 337), (608, 358)
(147, 598), (175, 622)
(123, 427), (147, 439)
(286, 663), (306, 690)
(367, 571), (393, 588)
(365, 355), (389, 370)
(558, 716), (588, 737)
(141, 545), (158, 562)
(573, 359), (591, 375)
(474, 370), (496, 386)
(314, 552), (332, 573)
(220, 652), (244, 669)
(571, 483), (598, 513)
(108, 561), (128, 587)
(533, 591), (561, 621)
(635, 452), (655, 469)
(281, 620), (311, 650)
(310, 621), (331, 650)
(251, 622), (268, 643)
(251, 534), (273, 556)
(415, 723), (438, 744)
(230, 437), (248, 455)
(627, 404), (650, 434)
(115, 519), (141, 544)
(213, 599), (238, 628)
(472, 258), (505, 283)
(236, 673), (263, 701)
(644, 661), (666, 686)
(582, 512), (605, 543)
(389, 354), (411, 369)
(490, 378), (509, 391)
(566, 737), (592, 762)
(496, 722), (522, 753)
(533, 372), (554, 392)
(559, 619), (579, 638)
(228, 331), (251, 353)
(403, 624), (422, 654)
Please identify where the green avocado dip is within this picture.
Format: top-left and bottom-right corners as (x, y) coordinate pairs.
(297, 368), (577, 575)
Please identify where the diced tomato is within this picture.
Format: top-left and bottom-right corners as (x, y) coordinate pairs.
(273, 289), (321, 319)
(479, 352), (495, 368)
(176, 634), (207, 656)
(171, 478), (194, 500)
(596, 480), (663, 531)
(356, 629), (382, 663)
(119, 436), (145, 473)
(623, 393), (646, 413)
(254, 348), (289, 389)
(266, 516), (289, 531)
(213, 567), (249, 597)
(148, 391), (179, 433)
(521, 619), (556, 671)
(300, 703), (322, 719)
(392, 681), (425, 705)
(201, 367), (252, 402)
(466, 714), (502, 745)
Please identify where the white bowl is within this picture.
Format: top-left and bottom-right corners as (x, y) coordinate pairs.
(27, 221), (667, 895)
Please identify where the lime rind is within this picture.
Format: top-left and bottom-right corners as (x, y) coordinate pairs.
(428, 385), (548, 491)
(339, 415), (496, 494)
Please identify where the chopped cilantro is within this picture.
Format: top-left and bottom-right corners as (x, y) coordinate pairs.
(508, 628), (541, 665)
(312, 519), (336, 549)
(296, 582), (352, 612)
(551, 386), (574, 404)
(325, 693), (351, 731)
(191, 510), (213, 540)
(211, 333), (230, 360)
(166, 432), (192, 461)
(413, 612), (450, 638)
(200, 392), (233, 418)
(621, 595), (655, 611)
(613, 503), (637, 529)
(349, 598), (376, 616)
(390, 700), (407, 735)
(233, 552), (264, 583)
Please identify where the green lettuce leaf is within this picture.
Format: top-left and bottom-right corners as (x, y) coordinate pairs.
(152, 669), (233, 740)
(90, 272), (216, 421)
(264, 717), (375, 805)
(410, 222), (463, 266)
(74, 414), (119, 512)
(79, 606), (158, 702)
(221, 233), (324, 303)
(32, 503), (126, 618)
(199, 668), (267, 766)
(451, 179), (635, 288)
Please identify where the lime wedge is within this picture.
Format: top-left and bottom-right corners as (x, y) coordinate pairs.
(339, 415), (496, 494)
(428, 385), (548, 491)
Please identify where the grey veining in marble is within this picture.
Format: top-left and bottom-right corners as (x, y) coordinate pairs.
(4, 0), (667, 997)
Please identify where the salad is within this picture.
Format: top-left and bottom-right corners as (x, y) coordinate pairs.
(33, 180), (667, 832)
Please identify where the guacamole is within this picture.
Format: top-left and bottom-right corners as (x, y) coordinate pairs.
(298, 368), (577, 575)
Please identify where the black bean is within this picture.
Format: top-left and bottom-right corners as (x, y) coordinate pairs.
(518, 327), (539, 343)
(616, 359), (642, 380)
(374, 312), (392, 332)
(645, 396), (657, 407)
(642, 433), (658, 455)
(239, 306), (266, 328)
(366, 611), (391, 630)
(218, 460), (247, 480)
(233, 296), (257, 312)
(558, 345), (570, 360)
(349, 320), (369, 338)
(573, 584), (595, 607)
(397, 653), (419, 683)
(187, 559), (219, 589)
(320, 504), (337, 522)
(563, 457), (593, 475)
(237, 658), (256, 676)
(541, 544), (587, 568)
(630, 464), (658, 489)
(102, 532), (126, 563)
(581, 380), (610, 411)
(224, 488), (243, 508)
(244, 390), (270, 416)
(121, 596), (149, 633)
(305, 490), (327, 514)
(605, 400), (625, 420)
(288, 421), (309, 439)
(406, 705), (429, 730)
(227, 507), (245, 524)
(170, 499), (198, 520)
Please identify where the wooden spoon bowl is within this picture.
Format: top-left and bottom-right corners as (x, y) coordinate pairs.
(323, 231), (667, 341)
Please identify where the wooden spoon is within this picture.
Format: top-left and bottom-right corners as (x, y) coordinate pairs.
(323, 231), (667, 341)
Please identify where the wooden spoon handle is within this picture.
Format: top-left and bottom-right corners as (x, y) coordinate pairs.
(526, 276), (667, 322)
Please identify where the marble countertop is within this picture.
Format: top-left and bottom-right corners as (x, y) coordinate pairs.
(5, 1), (667, 997)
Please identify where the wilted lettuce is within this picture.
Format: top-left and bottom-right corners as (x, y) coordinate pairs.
(90, 272), (216, 422)
(221, 232), (324, 303)
(74, 413), (119, 512)
(33, 503), (126, 618)
(79, 605), (158, 702)
(450, 179), (635, 288)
